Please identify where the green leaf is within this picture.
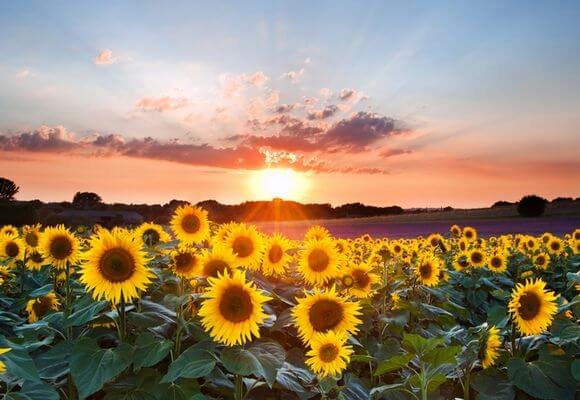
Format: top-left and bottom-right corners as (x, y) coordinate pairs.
(487, 305), (509, 327)
(28, 284), (53, 298)
(374, 354), (413, 376)
(70, 337), (134, 399)
(471, 369), (515, 400)
(507, 348), (576, 400)
(401, 333), (444, 356)
(160, 342), (216, 383)
(350, 354), (374, 363)
(571, 359), (580, 382)
(36, 340), (72, 380)
(133, 332), (172, 370)
(2, 381), (60, 400)
(409, 372), (446, 394)
(65, 300), (108, 327)
(423, 345), (460, 366)
(220, 340), (285, 387)
(104, 369), (204, 400)
(0, 346), (41, 382)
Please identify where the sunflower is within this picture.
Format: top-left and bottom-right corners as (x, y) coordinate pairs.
(533, 253), (550, 270)
(305, 225), (330, 241)
(453, 252), (469, 272)
(26, 251), (46, 271)
(305, 330), (353, 377)
(508, 279), (558, 336)
(573, 228), (580, 242)
(0, 235), (25, 261)
(546, 237), (563, 255)
(198, 270), (271, 346)
(298, 238), (341, 286)
(292, 286), (362, 343)
(80, 228), (153, 304)
(135, 222), (171, 247)
(458, 237), (469, 252)
(414, 254), (441, 287)
(450, 224), (462, 238)
(0, 348), (11, 374)
(170, 246), (200, 278)
(198, 246), (237, 278)
(344, 262), (379, 298)
(25, 292), (60, 323)
(0, 225), (18, 237)
(488, 252), (507, 273)
(427, 233), (444, 249)
(170, 205), (210, 245)
(224, 224), (264, 269)
(390, 241), (404, 257)
(481, 326), (501, 368)
(463, 226), (477, 242)
(468, 248), (486, 268)
(22, 224), (42, 251)
(261, 234), (292, 276)
(38, 225), (81, 269)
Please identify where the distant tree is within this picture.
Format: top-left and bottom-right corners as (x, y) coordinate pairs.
(72, 192), (103, 208)
(491, 200), (514, 208)
(0, 177), (19, 201)
(551, 197), (573, 203)
(517, 195), (547, 217)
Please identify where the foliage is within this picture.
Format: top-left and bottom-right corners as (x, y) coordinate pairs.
(0, 178), (19, 202)
(517, 195), (548, 218)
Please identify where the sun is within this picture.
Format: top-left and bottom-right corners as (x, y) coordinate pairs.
(251, 168), (308, 200)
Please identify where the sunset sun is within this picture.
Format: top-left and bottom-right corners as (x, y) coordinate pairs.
(251, 168), (308, 200)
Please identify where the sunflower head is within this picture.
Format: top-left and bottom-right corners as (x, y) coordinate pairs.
(27, 251), (46, 271)
(38, 225), (81, 269)
(304, 225), (330, 241)
(469, 248), (486, 268)
(450, 224), (461, 238)
(508, 279), (558, 336)
(480, 326), (501, 368)
(292, 286), (362, 343)
(170, 246), (200, 278)
(0, 236), (25, 261)
(198, 245), (237, 278)
(414, 255), (441, 287)
(22, 224), (42, 250)
(298, 238), (340, 286)
(546, 237), (563, 255)
(463, 226), (477, 242)
(170, 205), (210, 245)
(136, 222), (171, 247)
(198, 270), (271, 346)
(533, 253), (550, 270)
(305, 330), (353, 378)
(80, 228), (153, 304)
(346, 262), (379, 298)
(0, 225), (18, 238)
(225, 224), (263, 269)
(488, 252), (507, 273)
(261, 233), (291, 276)
(0, 348), (11, 375)
(26, 292), (60, 323)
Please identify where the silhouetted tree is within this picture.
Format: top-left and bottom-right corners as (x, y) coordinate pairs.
(491, 200), (515, 208)
(517, 195), (547, 217)
(72, 192), (103, 208)
(0, 178), (19, 201)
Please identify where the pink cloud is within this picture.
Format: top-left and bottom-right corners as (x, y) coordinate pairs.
(16, 68), (32, 79)
(319, 88), (331, 97)
(282, 68), (305, 82)
(94, 49), (118, 65)
(135, 96), (189, 112)
(219, 71), (270, 96)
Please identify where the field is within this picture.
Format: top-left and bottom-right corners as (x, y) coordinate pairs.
(0, 206), (579, 400)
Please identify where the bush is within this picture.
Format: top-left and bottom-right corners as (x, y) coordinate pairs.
(517, 195), (547, 217)
(0, 202), (39, 225)
(491, 200), (514, 208)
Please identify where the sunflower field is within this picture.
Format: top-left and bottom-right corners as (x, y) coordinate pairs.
(0, 206), (579, 400)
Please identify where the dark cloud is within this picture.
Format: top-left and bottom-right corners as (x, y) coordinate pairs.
(273, 103), (296, 114)
(306, 105), (339, 120)
(380, 148), (412, 158)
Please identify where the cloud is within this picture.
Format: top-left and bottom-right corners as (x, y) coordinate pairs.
(0, 125), (76, 152)
(302, 96), (318, 106)
(16, 68), (31, 79)
(307, 105), (339, 120)
(304, 57), (311, 64)
(282, 68), (305, 82)
(338, 88), (368, 103)
(319, 88), (331, 97)
(380, 148), (413, 158)
(219, 71), (270, 96)
(135, 96), (189, 112)
(273, 103), (296, 114)
(94, 49), (118, 65)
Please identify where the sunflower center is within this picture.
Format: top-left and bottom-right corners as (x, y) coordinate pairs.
(419, 263), (432, 279)
(460, 242), (466, 251)
(174, 252), (196, 274)
(203, 259), (230, 278)
(490, 256), (502, 269)
(536, 256), (546, 266)
(471, 252), (483, 264)
(319, 343), (339, 363)
(25, 232), (39, 247)
(518, 292), (541, 320)
(50, 235), (73, 260)
(143, 229), (160, 245)
(430, 238), (439, 247)
(465, 231), (474, 239)
(5, 242), (19, 258)
(308, 299), (344, 333)
(219, 285), (253, 323)
(32, 296), (53, 319)
(342, 275), (354, 287)
(550, 241), (560, 251)
(394, 245), (401, 253)
(308, 248), (330, 272)
(30, 252), (44, 263)
(268, 244), (284, 264)
(232, 236), (254, 258)
(181, 214), (201, 234)
(352, 269), (370, 289)
(98, 248), (136, 283)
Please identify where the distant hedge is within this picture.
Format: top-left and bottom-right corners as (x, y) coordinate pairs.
(517, 195), (547, 218)
(0, 202), (39, 225)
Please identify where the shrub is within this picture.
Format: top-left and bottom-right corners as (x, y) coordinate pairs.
(517, 195), (547, 217)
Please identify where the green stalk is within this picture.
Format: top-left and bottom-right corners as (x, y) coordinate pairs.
(174, 278), (184, 355)
(234, 374), (244, 400)
(119, 292), (126, 342)
(463, 368), (471, 400)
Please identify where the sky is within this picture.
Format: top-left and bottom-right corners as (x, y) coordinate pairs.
(0, 1), (579, 208)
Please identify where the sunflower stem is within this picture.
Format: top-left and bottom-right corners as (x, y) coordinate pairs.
(234, 374), (244, 400)
(174, 278), (184, 356)
(64, 262), (73, 340)
(463, 368), (471, 400)
(119, 292), (126, 342)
